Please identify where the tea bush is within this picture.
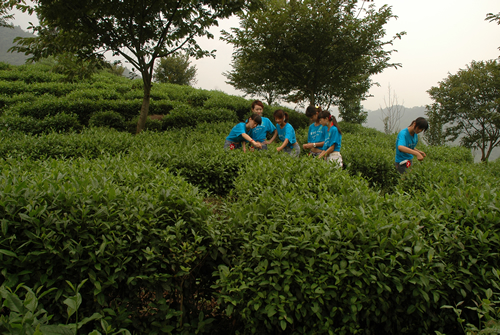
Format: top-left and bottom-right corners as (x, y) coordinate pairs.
(0, 127), (134, 160)
(88, 110), (126, 130)
(162, 107), (238, 130)
(212, 156), (500, 334)
(0, 156), (221, 334)
(203, 93), (250, 121)
(0, 113), (82, 135)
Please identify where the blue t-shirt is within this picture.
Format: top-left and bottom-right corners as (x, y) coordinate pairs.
(307, 123), (327, 144)
(276, 123), (297, 149)
(226, 122), (249, 143)
(322, 126), (341, 152)
(249, 117), (276, 142)
(395, 128), (418, 163)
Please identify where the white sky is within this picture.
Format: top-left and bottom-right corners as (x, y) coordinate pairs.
(11, 1), (500, 111)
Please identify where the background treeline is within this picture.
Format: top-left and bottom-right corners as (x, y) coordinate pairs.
(1, 63), (500, 334)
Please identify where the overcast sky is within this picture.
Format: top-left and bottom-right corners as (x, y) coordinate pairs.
(12, 1), (500, 112)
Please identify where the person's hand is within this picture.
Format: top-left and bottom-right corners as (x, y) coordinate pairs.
(276, 146), (282, 152)
(420, 151), (427, 158)
(254, 142), (262, 149)
(303, 143), (310, 149)
(416, 152), (424, 161)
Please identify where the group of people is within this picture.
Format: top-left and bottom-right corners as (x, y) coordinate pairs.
(224, 99), (428, 173)
(224, 100), (343, 166)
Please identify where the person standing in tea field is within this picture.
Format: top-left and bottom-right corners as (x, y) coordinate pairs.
(274, 109), (300, 157)
(247, 100), (277, 150)
(394, 117), (429, 174)
(302, 105), (327, 157)
(317, 111), (343, 167)
(224, 114), (263, 152)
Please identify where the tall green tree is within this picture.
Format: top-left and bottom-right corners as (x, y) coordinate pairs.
(338, 98), (367, 124)
(222, 0), (404, 107)
(154, 53), (197, 86)
(426, 60), (500, 161)
(223, 54), (287, 105)
(12, 0), (262, 133)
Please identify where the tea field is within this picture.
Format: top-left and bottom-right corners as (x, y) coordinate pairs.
(0, 62), (499, 334)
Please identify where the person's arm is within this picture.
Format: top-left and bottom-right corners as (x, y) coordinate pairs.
(317, 144), (335, 159)
(415, 148), (426, 157)
(264, 130), (278, 145)
(242, 141), (246, 153)
(398, 145), (425, 161)
(277, 138), (289, 151)
(242, 133), (262, 149)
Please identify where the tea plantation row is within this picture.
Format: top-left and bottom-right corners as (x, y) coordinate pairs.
(1, 122), (499, 334)
(0, 62), (309, 133)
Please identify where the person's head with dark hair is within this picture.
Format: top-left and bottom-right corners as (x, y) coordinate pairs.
(251, 100), (264, 116)
(247, 113), (262, 127)
(274, 109), (288, 125)
(305, 105), (317, 118)
(410, 117), (428, 132)
(318, 110), (342, 134)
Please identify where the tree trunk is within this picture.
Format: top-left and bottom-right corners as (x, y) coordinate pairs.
(136, 81), (151, 134)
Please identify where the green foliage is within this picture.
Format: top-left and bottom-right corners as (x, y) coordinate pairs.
(222, 0), (404, 106)
(12, 0), (263, 133)
(0, 155), (219, 334)
(0, 113), (82, 135)
(0, 125), (499, 334)
(338, 98), (368, 124)
(0, 281), (126, 335)
(88, 110), (126, 130)
(154, 53), (197, 86)
(0, 127), (134, 160)
(426, 60), (500, 161)
(341, 131), (400, 192)
(162, 107), (238, 130)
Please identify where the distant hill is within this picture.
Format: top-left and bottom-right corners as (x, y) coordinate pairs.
(0, 25), (33, 65)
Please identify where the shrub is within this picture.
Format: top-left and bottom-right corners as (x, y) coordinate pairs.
(0, 113), (82, 135)
(162, 106), (238, 130)
(203, 93), (250, 121)
(89, 110), (126, 130)
(421, 144), (473, 164)
(0, 156), (219, 334)
(0, 127), (134, 160)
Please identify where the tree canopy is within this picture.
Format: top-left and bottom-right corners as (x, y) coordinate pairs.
(12, 0), (262, 133)
(222, 0), (405, 108)
(426, 60), (500, 161)
(0, 0), (15, 28)
(154, 53), (197, 86)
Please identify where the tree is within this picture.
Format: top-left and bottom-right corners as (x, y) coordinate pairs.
(222, 0), (404, 107)
(426, 60), (500, 162)
(486, 12), (500, 51)
(223, 57), (287, 105)
(12, 0), (262, 133)
(338, 98), (367, 124)
(0, 0), (15, 28)
(423, 106), (445, 146)
(154, 53), (197, 86)
(379, 84), (405, 134)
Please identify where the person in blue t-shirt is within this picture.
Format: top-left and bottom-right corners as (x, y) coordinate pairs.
(247, 100), (277, 150)
(274, 109), (300, 157)
(317, 111), (343, 167)
(224, 114), (263, 152)
(395, 117), (428, 174)
(302, 105), (327, 157)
